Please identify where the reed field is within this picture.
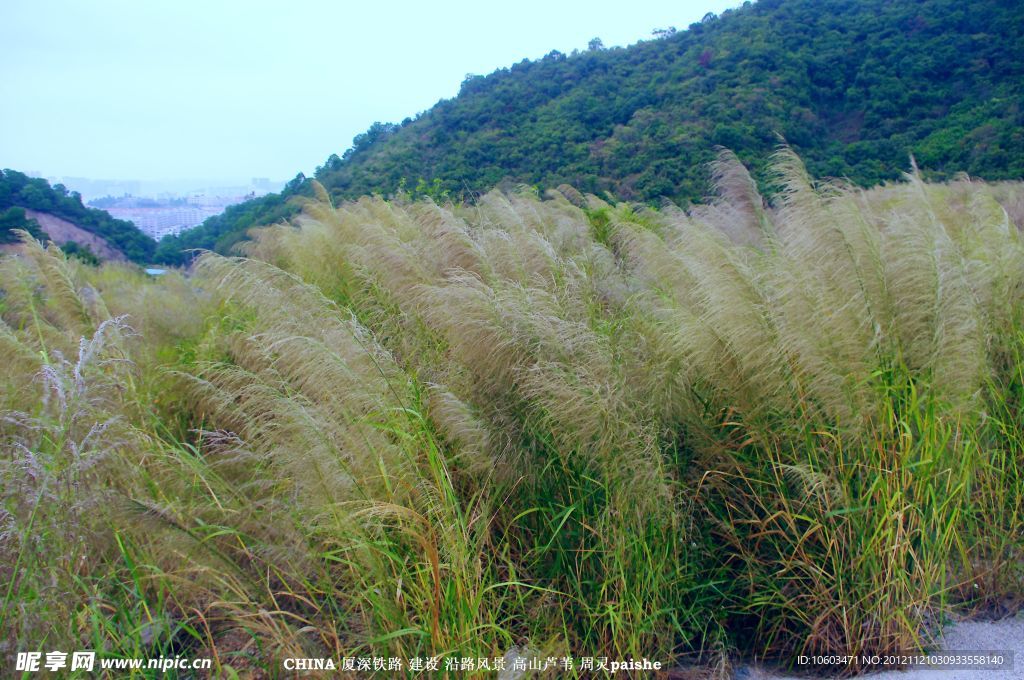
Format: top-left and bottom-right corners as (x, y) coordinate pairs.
(2, 150), (1023, 676)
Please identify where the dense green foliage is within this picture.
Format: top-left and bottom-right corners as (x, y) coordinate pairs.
(163, 0), (1023, 261)
(0, 207), (45, 244)
(322, 0), (1023, 199)
(0, 169), (156, 262)
(59, 240), (102, 266)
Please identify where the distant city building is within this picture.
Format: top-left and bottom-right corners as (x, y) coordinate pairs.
(50, 175), (288, 238)
(103, 204), (232, 238)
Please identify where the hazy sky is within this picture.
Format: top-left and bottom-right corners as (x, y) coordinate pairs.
(2, 0), (738, 182)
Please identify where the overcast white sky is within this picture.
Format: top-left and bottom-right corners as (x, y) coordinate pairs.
(2, 0), (738, 183)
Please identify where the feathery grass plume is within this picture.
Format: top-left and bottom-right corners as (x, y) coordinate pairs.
(0, 248), (84, 366)
(757, 150), (885, 433)
(694, 155), (1019, 659)
(555, 183), (587, 209)
(244, 193), (461, 374)
(5, 157), (1022, 673)
(425, 384), (503, 478)
(410, 199), (488, 275)
(421, 273), (665, 496)
(184, 254), (411, 508)
(0, 315), (144, 651)
(944, 179), (1024, 365)
(614, 201), (797, 434)
(414, 272), (690, 658)
(92, 266), (211, 419)
(598, 208), (712, 429)
(700, 147), (773, 246)
(877, 171), (983, 411)
(173, 254), (508, 662)
(244, 189), (710, 659)
(18, 231), (98, 332)
(0, 243), (134, 415)
(989, 181), (1024, 231)
(577, 150), (1024, 662)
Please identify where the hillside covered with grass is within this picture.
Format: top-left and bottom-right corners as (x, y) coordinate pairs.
(3, 151), (1022, 673)
(158, 0), (1024, 263)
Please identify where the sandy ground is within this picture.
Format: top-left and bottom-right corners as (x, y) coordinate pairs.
(737, 616), (1024, 680)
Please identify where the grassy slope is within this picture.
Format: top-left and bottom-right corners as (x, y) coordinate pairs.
(2, 155), (1022, 674)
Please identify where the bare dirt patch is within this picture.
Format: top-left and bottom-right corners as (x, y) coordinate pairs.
(23, 208), (127, 261)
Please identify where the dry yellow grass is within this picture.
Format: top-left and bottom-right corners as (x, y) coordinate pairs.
(2, 153), (1022, 675)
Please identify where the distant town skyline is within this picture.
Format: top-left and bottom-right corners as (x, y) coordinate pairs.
(32, 174), (286, 202)
(2, 0), (738, 183)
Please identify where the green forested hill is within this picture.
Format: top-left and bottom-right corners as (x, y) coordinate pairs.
(0, 170), (156, 262)
(159, 0), (1024, 262)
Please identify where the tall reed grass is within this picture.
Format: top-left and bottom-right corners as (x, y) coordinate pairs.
(2, 151), (1022, 676)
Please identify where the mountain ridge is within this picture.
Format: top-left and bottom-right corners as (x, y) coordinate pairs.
(157, 0), (1024, 263)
